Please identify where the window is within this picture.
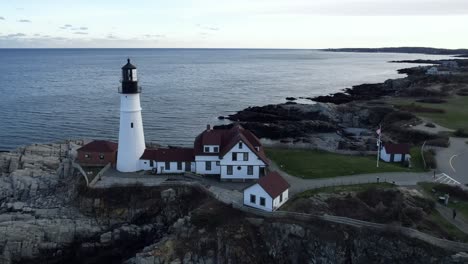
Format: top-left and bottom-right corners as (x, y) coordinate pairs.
(232, 152), (238, 161)
(131, 122), (134, 128)
(206, 161), (211, 171)
(216, 161), (220, 166)
(237, 166), (241, 171)
(227, 165), (233, 175)
(250, 194), (256, 203)
(213, 146), (219, 153)
(247, 166), (253, 175)
(150, 160), (154, 167)
(239, 142), (243, 149)
(177, 162), (182, 170)
(165, 162), (170, 170)
(99, 154), (104, 160)
(204, 146), (209, 153)
(243, 153), (248, 161)
(84, 154), (90, 159)
(280, 193), (283, 202)
(260, 197), (266, 206)
(255, 147), (260, 151)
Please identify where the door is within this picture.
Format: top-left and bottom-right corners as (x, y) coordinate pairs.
(185, 162), (190, 172)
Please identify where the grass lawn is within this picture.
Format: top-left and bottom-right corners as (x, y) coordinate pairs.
(426, 211), (468, 242)
(266, 148), (426, 179)
(387, 95), (468, 131)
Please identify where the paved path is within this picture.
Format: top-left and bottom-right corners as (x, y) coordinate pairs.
(435, 137), (468, 185)
(436, 203), (468, 234)
(269, 161), (433, 195)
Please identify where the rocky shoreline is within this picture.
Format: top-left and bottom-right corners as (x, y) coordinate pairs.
(220, 58), (468, 151)
(1, 142), (467, 263)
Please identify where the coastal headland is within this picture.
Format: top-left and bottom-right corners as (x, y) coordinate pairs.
(2, 54), (468, 263)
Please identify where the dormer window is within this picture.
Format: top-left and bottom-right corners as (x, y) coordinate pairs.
(239, 142), (243, 149)
(214, 146), (219, 153)
(204, 146), (210, 153)
(255, 146), (260, 151)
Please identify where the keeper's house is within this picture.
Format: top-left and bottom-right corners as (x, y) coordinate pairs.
(193, 124), (269, 181)
(138, 124), (269, 181)
(380, 143), (411, 163)
(243, 171), (290, 212)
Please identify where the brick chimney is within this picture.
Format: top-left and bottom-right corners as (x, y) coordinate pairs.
(206, 124), (211, 131)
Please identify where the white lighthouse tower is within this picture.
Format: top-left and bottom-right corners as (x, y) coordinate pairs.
(116, 59), (146, 172)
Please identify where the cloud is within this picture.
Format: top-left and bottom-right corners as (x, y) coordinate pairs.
(107, 34), (118, 39)
(18, 19), (31, 23)
(80, 27), (88, 30)
(0, 16), (4, 20)
(74, 31), (88, 35)
(1, 33), (27, 38)
(143, 34), (165, 38)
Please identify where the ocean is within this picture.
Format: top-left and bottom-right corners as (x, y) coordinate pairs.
(0, 49), (450, 150)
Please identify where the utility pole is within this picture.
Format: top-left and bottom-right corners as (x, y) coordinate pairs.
(376, 124), (382, 168)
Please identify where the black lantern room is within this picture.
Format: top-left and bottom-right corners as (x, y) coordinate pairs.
(120, 58), (141, 94)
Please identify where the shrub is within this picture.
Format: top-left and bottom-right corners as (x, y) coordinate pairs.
(416, 98), (447, 104)
(425, 122), (436, 128)
(426, 137), (450, 148)
(396, 104), (445, 114)
(423, 149), (437, 169)
(433, 184), (468, 201)
(454, 129), (468, 138)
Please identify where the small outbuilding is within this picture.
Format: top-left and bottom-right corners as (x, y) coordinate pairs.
(243, 171), (290, 212)
(77, 140), (118, 167)
(139, 148), (194, 174)
(380, 143), (411, 163)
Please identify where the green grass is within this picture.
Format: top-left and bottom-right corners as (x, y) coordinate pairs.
(426, 211), (468, 242)
(266, 148), (426, 179)
(295, 182), (395, 199)
(388, 96), (468, 131)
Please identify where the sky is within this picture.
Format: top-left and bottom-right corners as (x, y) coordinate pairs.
(0, 0), (467, 48)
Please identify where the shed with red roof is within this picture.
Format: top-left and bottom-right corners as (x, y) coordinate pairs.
(380, 143), (411, 163)
(139, 148), (194, 173)
(77, 140), (118, 167)
(243, 171), (290, 212)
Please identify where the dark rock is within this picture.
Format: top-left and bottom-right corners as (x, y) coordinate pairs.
(217, 116), (225, 120)
(286, 97), (297, 101)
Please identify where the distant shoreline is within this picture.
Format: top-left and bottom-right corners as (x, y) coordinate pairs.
(324, 47), (468, 56)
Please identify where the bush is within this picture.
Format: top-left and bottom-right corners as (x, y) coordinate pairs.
(416, 98), (447, 104)
(423, 149), (437, 169)
(396, 104), (445, 114)
(454, 129), (468, 138)
(433, 184), (468, 201)
(425, 122), (436, 128)
(426, 137), (450, 148)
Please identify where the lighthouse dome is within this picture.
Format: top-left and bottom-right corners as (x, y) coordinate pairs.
(122, 58), (137, 70)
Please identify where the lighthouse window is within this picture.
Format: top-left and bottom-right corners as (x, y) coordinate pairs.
(131, 122), (134, 128)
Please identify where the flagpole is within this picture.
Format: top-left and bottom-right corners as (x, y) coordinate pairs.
(377, 124), (381, 168)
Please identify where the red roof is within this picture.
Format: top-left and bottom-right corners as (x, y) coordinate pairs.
(77, 140), (118, 153)
(140, 148), (194, 162)
(194, 124), (268, 164)
(257, 171), (290, 198)
(384, 143), (411, 154)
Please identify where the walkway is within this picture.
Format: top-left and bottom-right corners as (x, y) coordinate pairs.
(436, 203), (468, 234)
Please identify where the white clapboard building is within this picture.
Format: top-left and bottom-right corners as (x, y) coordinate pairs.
(243, 171), (290, 212)
(139, 124), (269, 180)
(380, 143), (411, 163)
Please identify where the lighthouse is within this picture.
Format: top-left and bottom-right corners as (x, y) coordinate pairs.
(116, 59), (146, 172)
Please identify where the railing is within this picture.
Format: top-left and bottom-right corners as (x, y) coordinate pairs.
(118, 85), (142, 93)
